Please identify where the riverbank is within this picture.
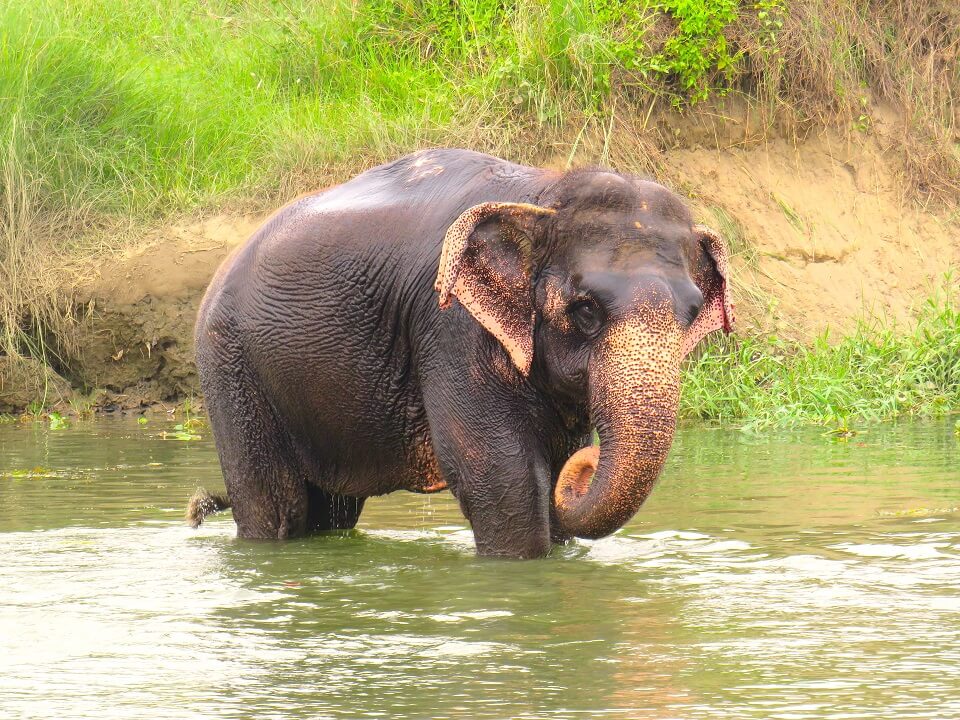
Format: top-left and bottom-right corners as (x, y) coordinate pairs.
(3, 127), (957, 428)
(2, 1), (958, 425)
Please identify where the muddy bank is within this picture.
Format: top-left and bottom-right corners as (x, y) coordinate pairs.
(42, 216), (260, 412)
(5, 132), (958, 413)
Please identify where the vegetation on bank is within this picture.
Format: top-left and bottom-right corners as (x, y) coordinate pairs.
(682, 276), (960, 429)
(1, 0), (958, 422)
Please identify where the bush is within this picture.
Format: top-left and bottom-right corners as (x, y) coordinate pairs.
(682, 276), (960, 428)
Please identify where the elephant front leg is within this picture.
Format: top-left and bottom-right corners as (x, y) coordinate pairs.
(430, 419), (554, 558)
(465, 458), (553, 559)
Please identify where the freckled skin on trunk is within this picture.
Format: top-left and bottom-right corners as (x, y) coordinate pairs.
(554, 302), (684, 540)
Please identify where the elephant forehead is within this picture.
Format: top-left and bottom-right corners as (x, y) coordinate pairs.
(559, 215), (694, 269)
(632, 180), (693, 222)
(569, 267), (692, 316)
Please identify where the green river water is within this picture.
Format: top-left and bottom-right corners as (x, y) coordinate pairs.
(1, 418), (958, 719)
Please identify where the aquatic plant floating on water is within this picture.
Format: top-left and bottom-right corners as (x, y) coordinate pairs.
(822, 419), (863, 441)
(4, 466), (54, 479)
(160, 422), (202, 441)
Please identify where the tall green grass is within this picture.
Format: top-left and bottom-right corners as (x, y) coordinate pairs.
(0, 0), (647, 217)
(681, 276), (960, 429)
(12, 0), (955, 218)
(2, 0), (957, 231)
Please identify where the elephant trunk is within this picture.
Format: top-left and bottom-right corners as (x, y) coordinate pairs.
(554, 311), (683, 540)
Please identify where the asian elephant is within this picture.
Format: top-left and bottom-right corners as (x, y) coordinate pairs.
(189, 149), (733, 558)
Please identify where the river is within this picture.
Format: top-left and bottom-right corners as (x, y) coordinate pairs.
(1, 418), (958, 719)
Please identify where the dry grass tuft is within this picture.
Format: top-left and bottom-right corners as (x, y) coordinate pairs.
(731, 0), (959, 197)
(0, 131), (74, 369)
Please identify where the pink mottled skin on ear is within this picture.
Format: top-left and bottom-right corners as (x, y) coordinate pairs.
(435, 202), (555, 376)
(682, 224), (734, 357)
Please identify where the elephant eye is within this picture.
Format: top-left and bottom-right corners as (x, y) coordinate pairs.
(568, 299), (604, 337)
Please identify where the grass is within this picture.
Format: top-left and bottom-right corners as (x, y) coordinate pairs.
(681, 275), (960, 429)
(3, 0), (956, 216)
(1, 0), (958, 420)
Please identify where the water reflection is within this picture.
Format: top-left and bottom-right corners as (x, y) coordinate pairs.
(0, 418), (958, 718)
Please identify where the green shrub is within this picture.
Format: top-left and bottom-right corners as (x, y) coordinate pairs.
(650, 0), (741, 104)
(681, 276), (960, 428)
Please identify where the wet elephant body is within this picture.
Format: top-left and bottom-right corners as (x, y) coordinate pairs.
(194, 149), (732, 557)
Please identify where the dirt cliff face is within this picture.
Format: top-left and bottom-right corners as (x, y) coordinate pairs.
(32, 133), (960, 413)
(665, 130), (960, 340)
(62, 216), (261, 410)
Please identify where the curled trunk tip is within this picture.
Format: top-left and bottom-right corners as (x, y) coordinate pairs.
(555, 445), (600, 513)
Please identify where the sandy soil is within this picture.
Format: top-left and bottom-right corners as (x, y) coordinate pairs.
(52, 133), (959, 411)
(668, 132), (960, 339)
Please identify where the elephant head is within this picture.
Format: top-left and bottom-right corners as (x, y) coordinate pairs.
(435, 170), (733, 540)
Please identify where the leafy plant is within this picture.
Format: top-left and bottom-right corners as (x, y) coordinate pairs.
(754, 0), (785, 56)
(649, 0), (740, 105)
(161, 422), (202, 441)
(47, 411), (68, 430)
(162, 398), (206, 440)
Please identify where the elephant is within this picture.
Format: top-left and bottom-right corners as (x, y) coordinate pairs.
(188, 148), (732, 558)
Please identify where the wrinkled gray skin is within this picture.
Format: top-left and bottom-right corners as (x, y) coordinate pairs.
(194, 149), (731, 558)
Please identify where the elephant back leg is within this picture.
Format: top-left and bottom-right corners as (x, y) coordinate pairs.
(197, 316), (309, 539)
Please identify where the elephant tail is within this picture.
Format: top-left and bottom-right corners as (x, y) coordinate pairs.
(186, 487), (232, 528)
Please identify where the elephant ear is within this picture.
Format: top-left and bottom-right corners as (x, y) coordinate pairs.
(435, 202), (555, 376)
(681, 224), (734, 357)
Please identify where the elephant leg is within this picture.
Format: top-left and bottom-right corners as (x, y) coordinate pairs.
(424, 401), (553, 558)
(304, 484), (366, 532)
(461, 451), (553, 559)
(198, 326), (309, 540)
